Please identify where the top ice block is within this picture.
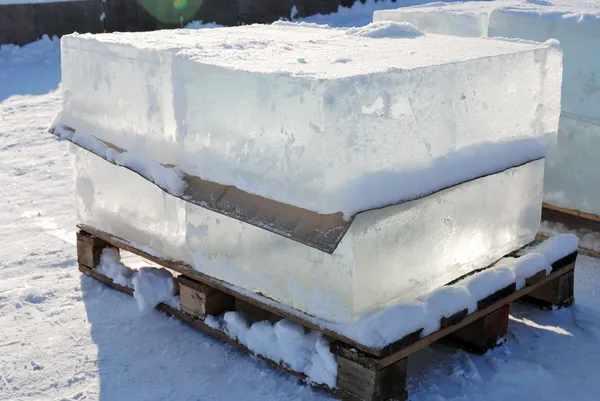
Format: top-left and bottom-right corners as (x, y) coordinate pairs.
(60, 22), (561, 217)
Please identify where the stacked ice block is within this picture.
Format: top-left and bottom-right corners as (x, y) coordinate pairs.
(60, 23), (562, 323)
(375, 1), (600, 216)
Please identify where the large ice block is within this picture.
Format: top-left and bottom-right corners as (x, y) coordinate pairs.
(71, 144), (544, 322)
(60, 23), (561, 216)
(375, 1), (600, 215)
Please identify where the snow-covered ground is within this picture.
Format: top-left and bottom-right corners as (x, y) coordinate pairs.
(2, 3), (600, 400)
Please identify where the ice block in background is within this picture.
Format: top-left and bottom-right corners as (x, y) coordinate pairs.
(60, 23), (561, 216)
(60, 23), (562, 322)
(374, 1), (600, 215)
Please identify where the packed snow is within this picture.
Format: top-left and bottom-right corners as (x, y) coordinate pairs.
(2, 3), (600, 401)
(95, 247), (179, 313)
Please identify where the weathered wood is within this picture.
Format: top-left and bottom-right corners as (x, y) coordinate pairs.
(543, 202), (600, 224)
(525, 270), (547, 286)
(331, 343), (381, 370)
(551, 252), (578, 272)
(523, 270), (575, 309)
(235, 298), (281, 324)
(76, 230), (112, 268)
(178, 275), (235, 318)
(440, 308), (469, 329)
(337, 356), (408, 401)
(449, 305), (510, 354)
(477, 283), (516, 310)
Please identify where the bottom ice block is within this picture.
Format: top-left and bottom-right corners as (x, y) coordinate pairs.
(71, 145), (544, 323)
(544, 114), (600, 216)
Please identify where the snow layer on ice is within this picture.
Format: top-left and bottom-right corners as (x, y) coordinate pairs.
(59, 22), (561, 216)
(96, 248), (179, 312)
(54, 124), (187, 196)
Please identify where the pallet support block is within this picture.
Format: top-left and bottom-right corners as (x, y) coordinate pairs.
(334, 345), (408, 401)
(76, 230), (113, 268)
(234, 298), (281, 323)
(449, 304), (510, 354)
(523, 270), (575, 309)
(178, 275), (235, 318)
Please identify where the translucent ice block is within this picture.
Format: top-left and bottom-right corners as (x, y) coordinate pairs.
(375, 1), (600, 118)
(70, 144), (188, 261)
(544, 114), (600, 216)
(373, 2), (492, 37)
(60, 24), (561, 216)
(72, 144), (544, 323)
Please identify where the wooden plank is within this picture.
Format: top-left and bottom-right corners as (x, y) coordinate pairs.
(376, 260), (576, 369)
(523, 270), (575, 309)
(78, 263), (359, 400)
(178, 275), (235, 318)
(76, 230), (112, 268)
(440, 308), (469, 329)
(543, 202), (600, 224)
(336, 357), (407, 401)
(77, 224), (382, 356)
(235, 298), (281, 324)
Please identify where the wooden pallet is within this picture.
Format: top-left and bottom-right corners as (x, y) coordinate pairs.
(77, 225), (577, 401)
(542, 203), (600, 259)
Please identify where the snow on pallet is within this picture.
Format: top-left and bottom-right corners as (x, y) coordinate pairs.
(76, 225), (578, 401)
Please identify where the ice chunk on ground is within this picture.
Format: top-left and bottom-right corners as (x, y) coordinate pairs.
(59, 23), (561, 217)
